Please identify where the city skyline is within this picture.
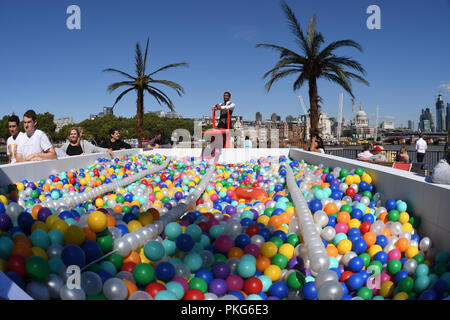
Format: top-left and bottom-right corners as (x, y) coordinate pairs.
(1, 0), (449, 126)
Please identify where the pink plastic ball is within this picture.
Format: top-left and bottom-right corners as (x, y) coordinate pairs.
(321, 174), (327, 182)
(172, 277), (189, 292)
(387, 249), (401, 261)
(335, 222), (349, 234)
(149, 194), (156, 202)
(226, 274), (244, 291)
(244, 244), (260, 258)
(210, 194), (219, 202)
(380, 272), (391, 283)
(215, 235), (234, 253)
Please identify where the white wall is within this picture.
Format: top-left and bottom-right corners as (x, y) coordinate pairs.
(289, 148), (450, 252)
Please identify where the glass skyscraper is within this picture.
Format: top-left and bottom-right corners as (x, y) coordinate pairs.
(436, 94), (446, 132)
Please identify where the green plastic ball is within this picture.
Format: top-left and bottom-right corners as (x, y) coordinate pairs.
(387, 259), (402, 275)
(357, 286), (373, 299)
(188, 277), (208, 293)
(26, 256), (50, 282)
(287, 272), (305, 290)
(133, 263), (155, 285)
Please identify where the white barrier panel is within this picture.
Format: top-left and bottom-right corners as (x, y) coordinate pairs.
(0, 149), (143, 185)
(289, 148), (450, 252)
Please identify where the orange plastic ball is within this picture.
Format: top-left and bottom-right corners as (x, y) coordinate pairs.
(256, 255), (271, 272)
(83, 227), (97, 242)
(123, 279), (138, 299)
(363, 232), (377, 247)
(337, 211), (351, 224)
(326, 244), (339, 257)
(12, 242), (33, 259)
(324, 203), (338, 215)
(227, 247), (244, 260)
(396, 238), (410, 252)
(124, 251), (141, 264)
(105, 214), (116, 227)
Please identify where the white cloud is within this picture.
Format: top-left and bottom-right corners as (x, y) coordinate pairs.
(438, 82), (450, 92)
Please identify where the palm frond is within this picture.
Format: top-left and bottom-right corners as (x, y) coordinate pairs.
(143, 37), (150, 74)
(111, 87), (135, 108)
(264, 68), (301, 92)
(322, 71), (354, 97)
(255, 43), (306, 60)
(102, 68), (136, 80)
(149, 79), (185, 96)
(107, 81), (135, 93)
(317, 40), (363, 60)
(323, 56), (367, 75)
(147, 62), (189, 77)
(293, 72), (308, 91)
(280, 1), (310, 56)
(262, 57), (305, 79)
(135, 42), (145, 76)
(307, 14), (317, 47)
(146, 87), (175, 112)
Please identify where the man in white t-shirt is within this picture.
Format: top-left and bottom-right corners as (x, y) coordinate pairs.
(15, 109), (57, 162)
(6, 115), (25, 164)
(415, 132), (427, 163)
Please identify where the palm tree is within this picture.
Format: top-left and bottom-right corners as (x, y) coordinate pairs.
(257, 1), (369, 137)
(104, 37), (188, 148)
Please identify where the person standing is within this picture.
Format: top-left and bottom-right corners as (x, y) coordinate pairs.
(100, 127), (132, 151)
(244, 136), (252, 148)
(15, 109), (57, 162)
(415, 132), (427, 163)
(214, 91), (235, 148)
(6, 115), (25, 164)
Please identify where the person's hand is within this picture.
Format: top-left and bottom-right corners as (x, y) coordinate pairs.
(107, 149), (114, 158)
(25, 153), (38, 161)
(154, 144), (160, 149)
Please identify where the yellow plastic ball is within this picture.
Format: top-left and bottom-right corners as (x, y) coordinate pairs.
(345, 176), (354, 186)
(138, 247), (151, 264)
(128, 220), (143, 232)
(337, 239), (352, 255)
(87, 211), (107, 233)
(264, 265), (282, 281)
(45, 215), (59, 229)
(402, 223), (413, 233)
(95, 198), (104, 208)
(0, 195), (7, 205)
(361, 174), (372, 184)
(380, 281), (395, 298)
(261, 242), (278, 258)
(286, 207), (295, 214)
(348, 219), (361, 229)
(153, 202), (162, 208)
(155, 192), (164, 201)
(51, 220), (69, 234)
(393, 292), (409, 300)
(405, 246), (419, 259)
(368, 244), (383, 258)
(16, 183), (25, 191)
(39, 195), (46, 203)
(198, 207), (208, 213)
(352, 175), (361, 184)
(257, 215), (270, 225)
(138, 212), (153, 226)
(31, 221), (49, 233)
(31, 247), (48, 260)
(64, 225), (86, 246)
(277, 226), (289, 234)
(278, 243), (295, 260)
(398, 212), (410, 224)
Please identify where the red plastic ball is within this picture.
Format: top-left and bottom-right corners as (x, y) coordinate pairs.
(145, 282), (166, 298)
(198, 222), (210, 233)
(340, 271), (354, 282)
(53, 177), (60, 183)
(121, 262), (137, 273)
(359, 221), (372, 234)
(345, 187), (355, 197)
(243, 277), (263, 295)
(183, 289), (205, 300)
(160, 174), (167, 182)
(252, 182), (260, 188)
(8, 254), (27, 277)
(246, 224), (260, 237)
(69, 177), (77, 185)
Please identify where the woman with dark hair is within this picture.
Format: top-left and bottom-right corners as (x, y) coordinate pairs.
(309, 134), (325, 154)
(61, 127), (114, 157)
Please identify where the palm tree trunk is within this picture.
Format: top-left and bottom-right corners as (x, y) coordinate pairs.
(137, 88), (144, 148)
(308, 77), (320, 138)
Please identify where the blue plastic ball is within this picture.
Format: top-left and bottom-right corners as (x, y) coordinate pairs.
(176, 234), (195, 252)
(348, 256), (364, 273)
(302, 282), (317, 300)
(155, 262), (175, 282)
(61, 244), (86, 268)
(269, 281), (289, 299)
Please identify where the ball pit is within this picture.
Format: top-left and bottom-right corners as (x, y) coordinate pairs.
(0, 151), (449, 300)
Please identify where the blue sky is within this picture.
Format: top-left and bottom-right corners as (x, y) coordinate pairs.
(0, 0), (449, 128)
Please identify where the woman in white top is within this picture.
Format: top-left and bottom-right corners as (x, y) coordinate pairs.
(15, 110), (57, 162)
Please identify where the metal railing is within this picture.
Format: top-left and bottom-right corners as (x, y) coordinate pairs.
(324, 148), (444, 171)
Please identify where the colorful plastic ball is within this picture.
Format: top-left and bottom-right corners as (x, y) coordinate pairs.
(357, 286), (373, 300)
(387, 259), (402, 275)
(64, 226), (85, 246)
(352, 238), (367, 255)
(261, 241), (278, 258)
(87, 211), (107, 233)
(208, 278), (228, 297)
(347, 273), (365, 291)
(226, 274), (244, 291)
(264, 265), (281, 281)
(415, 264), (429, 277)
(302, 281), (318, 300)
(183, 288), (205, 300)
(29, 229), (50, 250)
(61, 244), (86, 268)
(237, 260), (256, 278)
(188, 277), (208, 293)
(269, 281), (289, 299)
(26, 255), (50, 282)
(184, 253), (203, 272)
(196, 268), (214, 284)
(244, 277), (263, 294)
(348, 256), (364, 273)
(132, 263), (155, 285)
(176, 234), (195, 252)
(154, 290), (177, 300)
(155, 262), (175, 282)
(165, 281), (185, 300)
(212, 262), (230, 279)
(145, 282), (166, 298)
(144, 241), (165, 261)
(215, 234), (234, 253)
(164, 222), (182, 241)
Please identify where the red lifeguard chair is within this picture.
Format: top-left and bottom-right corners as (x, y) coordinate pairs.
(202, 107), (232, 148)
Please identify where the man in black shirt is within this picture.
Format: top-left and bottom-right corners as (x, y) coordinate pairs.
(100, 127), (132, 150)
(144, 131), (172, 150)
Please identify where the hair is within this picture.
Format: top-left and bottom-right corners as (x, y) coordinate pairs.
(419, 132), (423, 138)
(69, 127), (80, 137)
(24, 109), (37, 121)
(8, 115), (20, 126)
(313, 134), (324, 149)
(156, 130), (164, 137)
(400, 146), (407, 153)
(363, 143), (370, 151)
(224, 91), (231, 97)
(245, 136), (249, 140)
(109, 127), (119, 137)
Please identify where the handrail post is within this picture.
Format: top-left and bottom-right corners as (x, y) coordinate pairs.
(212, 107), (216, 129)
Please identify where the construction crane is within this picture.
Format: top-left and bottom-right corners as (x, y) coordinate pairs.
(337, 93), (343, 142)
(375, 104), (379, 142)
(298, 96), (310, 141)
(351, 98), (357, 126)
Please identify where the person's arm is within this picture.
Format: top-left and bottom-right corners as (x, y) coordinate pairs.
(120, 140), (131, 150)
(26, 147), (57, 161)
